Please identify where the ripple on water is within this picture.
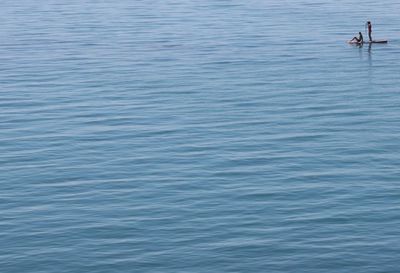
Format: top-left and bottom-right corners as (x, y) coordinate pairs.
(2, 0), (400, 272)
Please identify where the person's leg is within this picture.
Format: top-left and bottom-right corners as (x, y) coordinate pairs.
(369, 32), (372, 41)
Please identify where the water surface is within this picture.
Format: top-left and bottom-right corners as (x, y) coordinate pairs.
(2, 0), (400, 272)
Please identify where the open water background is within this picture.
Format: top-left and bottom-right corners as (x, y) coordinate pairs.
(2, 0), (400, 272)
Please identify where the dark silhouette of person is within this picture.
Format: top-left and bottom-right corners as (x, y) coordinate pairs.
(367, 21), (372, 42)
(350, 32), (364, 43)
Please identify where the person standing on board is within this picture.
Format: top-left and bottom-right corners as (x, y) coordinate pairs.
(367, 21), (372, 42)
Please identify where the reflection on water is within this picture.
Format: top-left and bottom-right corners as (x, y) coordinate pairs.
(368, 43), (372, 67)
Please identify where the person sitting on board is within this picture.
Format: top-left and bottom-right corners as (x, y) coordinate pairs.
(350, 32), (364, 43)
(367, 21), (372, 42)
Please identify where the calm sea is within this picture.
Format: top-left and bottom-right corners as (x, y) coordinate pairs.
(2, 0), (400, 272)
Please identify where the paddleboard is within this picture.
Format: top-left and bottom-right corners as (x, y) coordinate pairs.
(368, 40), (388, 44)
(347, 40), (388, 44)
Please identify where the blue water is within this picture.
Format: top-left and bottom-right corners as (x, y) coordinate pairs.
(2, 1), (400, 272)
